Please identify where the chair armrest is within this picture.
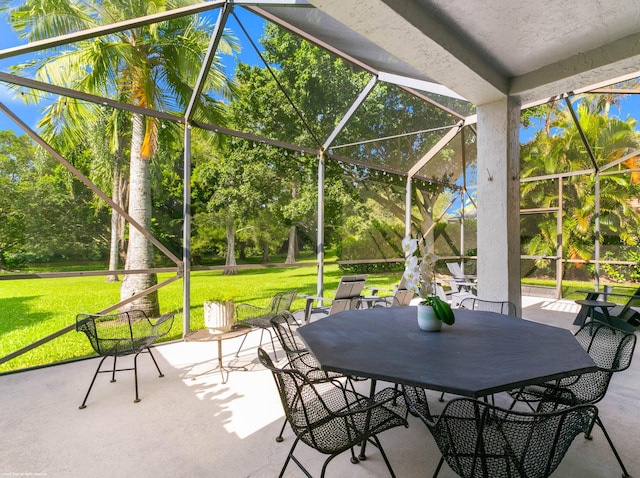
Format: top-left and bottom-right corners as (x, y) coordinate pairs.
(151, 312), (174, 337)
(235, 303), (269, 321)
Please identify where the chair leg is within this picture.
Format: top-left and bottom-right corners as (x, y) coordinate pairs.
(235, 331), (251, 357)
(111, 355), (117, 382)
(276, 416), (287, 442)
(265, 328), (279, 361)
(370, 435), (397, 478)
(146, 347), (165, 377)
(133, 352), (141, 403)
(79, 355), (109, 409)
(432, 456), (445, 477)
(595, 416), (630, 477)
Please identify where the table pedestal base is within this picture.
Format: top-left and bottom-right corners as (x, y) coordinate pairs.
(185, 326), (252, 383)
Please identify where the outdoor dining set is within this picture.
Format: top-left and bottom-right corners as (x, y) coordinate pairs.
(72, 270), (639, 478)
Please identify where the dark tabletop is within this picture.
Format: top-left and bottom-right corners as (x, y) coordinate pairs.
(297, 307), (596, 398)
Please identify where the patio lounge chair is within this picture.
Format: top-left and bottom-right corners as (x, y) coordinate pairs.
(405, 390), (595, 478)
(593, 286), (640, 327)
(446, 262), (477, 293)
(303, 274), (368, 322)
(234, 290), (297, 360)
(75, 309), (174, 409)
(258, 347), (407, 477)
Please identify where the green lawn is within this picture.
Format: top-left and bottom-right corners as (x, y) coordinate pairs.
(1, 264), (637, 373)
(0, 264), (399, 373)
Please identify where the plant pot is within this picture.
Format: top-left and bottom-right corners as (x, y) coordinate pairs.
(204, 300), (234, 333)
(417, 305), (442, 332)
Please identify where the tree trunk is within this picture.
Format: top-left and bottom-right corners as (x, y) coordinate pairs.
(285, 182), (298, 264)
(106, 160), (121, 282)
(120, 113), (159, 316)
(285, 225), (297, 264)
(224, 214), (238, 275)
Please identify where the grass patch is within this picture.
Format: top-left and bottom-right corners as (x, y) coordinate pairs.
(0, 264), (399, 373)
(2, 265), (636, 373)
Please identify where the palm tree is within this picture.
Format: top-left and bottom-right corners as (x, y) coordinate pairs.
(3, 0), (238, 315)
(521, 97), (640, 274)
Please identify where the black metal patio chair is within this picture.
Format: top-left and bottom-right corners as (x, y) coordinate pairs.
(258, 347), (407, 478)
(405, 390), (595, 478)
(75, 309), (174, 409)
(270, 311), (359, 442)
(458, 297), (517, 315)
(234, 290), (297, 360)
(509, 321), (636, 477)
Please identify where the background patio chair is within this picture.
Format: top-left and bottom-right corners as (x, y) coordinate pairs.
(304, 274), (368, 321)
(258, 347), (407, 477)
(365, 276), (414, 307)
(75, 309), (174, 409)
(509, 321), (636, 477)
(446, 262), (477, 293)
(234, 290), (297, 360)
(458, 297), (517, 315)
(447, 279), (477, 308)
(589, 286), (640, 328)
(404, 392), (595, 478)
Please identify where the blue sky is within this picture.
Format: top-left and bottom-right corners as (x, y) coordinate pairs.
(2, 7), (640, 145)
(0, 8), (266, 134)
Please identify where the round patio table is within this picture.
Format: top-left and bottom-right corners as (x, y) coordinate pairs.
(185, 325), (252, 383)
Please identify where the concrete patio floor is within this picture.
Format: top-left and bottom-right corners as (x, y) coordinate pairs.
(1, 296), (638, 477)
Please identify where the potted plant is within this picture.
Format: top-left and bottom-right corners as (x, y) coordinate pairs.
(204, 293), (236, 333)
(402, 235), (455, 331)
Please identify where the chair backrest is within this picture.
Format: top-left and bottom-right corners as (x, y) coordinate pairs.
(567, 321), (637, 404)
(333, 275), (368, 299)
(257, 347), (340, 447)
(393, 287), (414, 306)
(619, 286), (640, 317)
(268, 290), (298, 314)
(434, 282), (448, 302)
(446, 262), (465, 279)
(328, 296), (362, 314)
(75, 310), (162, 356)
(418, 396), (595, 478)
(270, 311), (307, 358)
(459, 297), (517, 316)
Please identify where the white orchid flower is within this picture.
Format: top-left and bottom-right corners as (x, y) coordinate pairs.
(405, 255), (418, 269)
(402, 236), (418, 257)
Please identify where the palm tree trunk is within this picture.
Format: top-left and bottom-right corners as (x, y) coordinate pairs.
(120, 113), (159, 315)
(106, 161), (121, 282)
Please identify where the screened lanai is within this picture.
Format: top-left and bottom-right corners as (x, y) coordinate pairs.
(1, 0), (640, 371)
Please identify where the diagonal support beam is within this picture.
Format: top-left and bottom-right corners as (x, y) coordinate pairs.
(0, 1), (225, 60)
(185, 1), (234, 121)
(322, 76), (378, 150)
(407, 121), (463, 178)
(0, 101), (181, 265)
(565, 96), (598, 171)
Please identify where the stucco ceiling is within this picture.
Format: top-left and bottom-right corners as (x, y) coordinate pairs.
(305, 0), (640, 106)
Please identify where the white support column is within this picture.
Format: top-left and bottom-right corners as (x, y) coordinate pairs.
(476, 97), (522, 314)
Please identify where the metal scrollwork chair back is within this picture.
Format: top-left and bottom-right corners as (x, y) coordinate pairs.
(405, 391), (595, 478)
(258, 347), (407, 478)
